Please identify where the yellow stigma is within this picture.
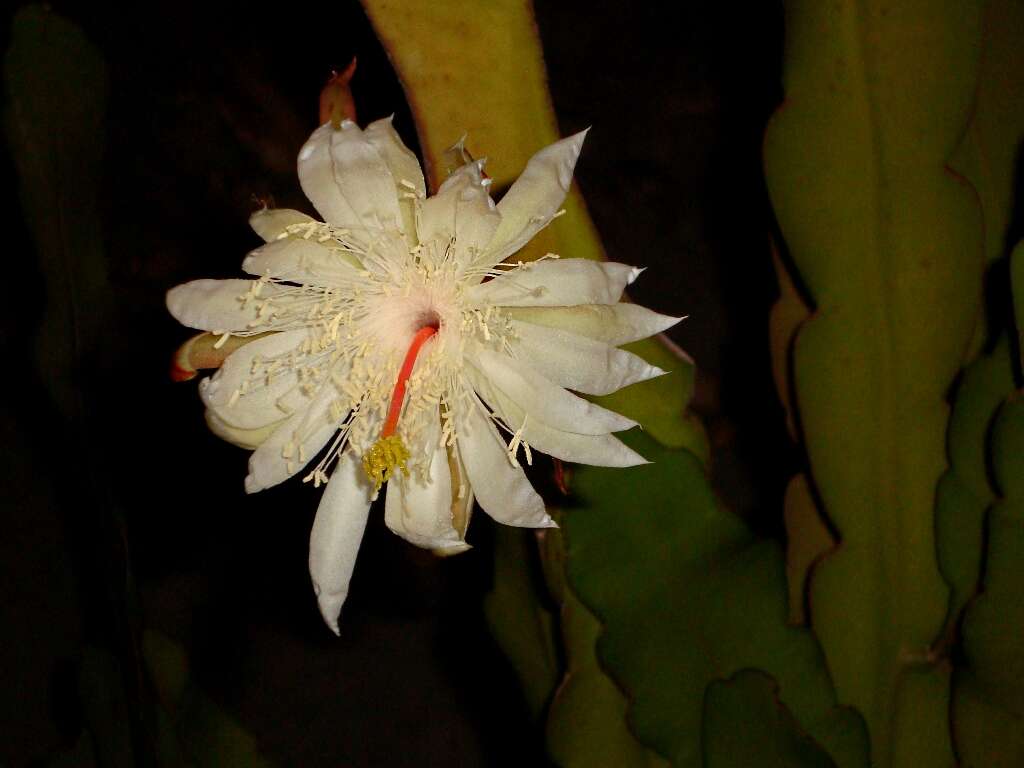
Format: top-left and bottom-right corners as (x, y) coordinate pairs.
(362, 435), (410, 492)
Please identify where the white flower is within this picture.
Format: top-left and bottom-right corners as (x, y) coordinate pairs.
(167, 117), (680, 633)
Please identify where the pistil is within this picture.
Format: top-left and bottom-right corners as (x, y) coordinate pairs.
(362, 324), (438, 491)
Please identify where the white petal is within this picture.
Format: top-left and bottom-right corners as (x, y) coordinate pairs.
(479, 130), (588, 268)
(469, 371), (646, 468)
(436, 156), (489, 196)
(297, 121), (403, 241)
(509, 320), (665, 396)
(309, 450), (373, 634)
(416, 189), (456, 245)
(205, 409), (285, 450)
(244, 377), (344, 493)
(166, 279), (282, 333)
(506, 304), (683, 346)
(469, 259), (641, 308)
(249, 208), (316, 242)
(199, 329), (309, 429)
(447, 444), (475, 548)
(383, 410), (466, 550)
(473, 348), (636, 435)
(456, 396), (553, 528)
(417, 159), (499, 259)
(242, 238), (362, 282)
(363, 117), (425, 198)
(363, 116), (425, 245)
(298, 124), (358, 229)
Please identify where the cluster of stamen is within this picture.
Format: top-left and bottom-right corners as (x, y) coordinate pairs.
(278, 220), (346, 243)
(208, 197), (571, 499)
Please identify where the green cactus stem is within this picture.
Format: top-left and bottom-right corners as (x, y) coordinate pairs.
(764, 2), (985, 764)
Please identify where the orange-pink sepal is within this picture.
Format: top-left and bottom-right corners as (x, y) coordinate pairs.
(319, 58), (358, 128)
(170, 332), (269, 382)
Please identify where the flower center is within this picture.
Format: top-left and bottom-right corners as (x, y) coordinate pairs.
(362, 321), (439, 491)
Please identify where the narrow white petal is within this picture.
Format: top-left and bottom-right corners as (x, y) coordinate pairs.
(244, 378), (344, 493)
(309, 451), (373, 635)
(506, 304), (683, 346)
(473, 348), (636, 435)
(297, 121), (403, 240)
(416, 192), (455, 247)
(417, 160), (499, 259)
(480, 130), (588, 268)
(363, 116), (425, 245)
(509, 320), (665, 396)
(205, 409), (285, 450)
(166, 279), (282, 333)
(249, 208), (316, 243)
(469, 259), (641, 308)
(200, 329), (309, 429)
(363, 117), (425, 199)
(298, 124), (360, 229)
(447, 444), (475, 547)
(435, 157), (491, 196)
(242, 238), (362, 282)
(384, 410), (465, 550)
(456, 397), (553, 528)
(454, 193), (500, 261)
(470, 371), (647, 468)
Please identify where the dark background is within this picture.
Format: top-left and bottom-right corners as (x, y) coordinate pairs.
(2, 2), (786, 765)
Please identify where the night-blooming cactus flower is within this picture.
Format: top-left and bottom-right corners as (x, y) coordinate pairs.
(167, 117), (681, 633)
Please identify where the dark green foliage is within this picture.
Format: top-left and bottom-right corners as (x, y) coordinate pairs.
(564, 433), (869, 767)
